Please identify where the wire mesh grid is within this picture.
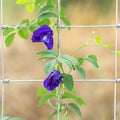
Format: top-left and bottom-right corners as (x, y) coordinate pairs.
(0, 0), (120, 120)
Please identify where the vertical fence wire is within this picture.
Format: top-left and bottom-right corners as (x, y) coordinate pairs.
(0, 0), (119, 120)
(114, 0), (119, 120)
(0, 0), (5, 119)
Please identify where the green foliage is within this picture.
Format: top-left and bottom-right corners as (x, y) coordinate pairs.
(61, 54), (78, 64)
(38, 5), (54, 16)
(61, 17), (71, 26)
(58, 56), (75, 70)
(16, 0), (30, 4)
(4, 19), (30, 47)
(48, 110), (57, 120)
(38, 93), (55, 106)
(38, 19), (51, 26)
(85, 55), (99, 68)
(77, 57), (85, 65)
(3, 28), (15, 36)
(94, 36), (102, 45)
(47, 0), (56, 6)
(115, 51), (120, 56)
(16, 0), (35, 12)
(44, 59), (56, 74)
(26, 4), (35, 12)
(34, 0), (45, 6)
(68, 103), (82, 118)
(37, 50), (58, 60)
(60, 7), (71, 28)
(62, 73), (74, 91)
(37, 86), (48, 96)
(62, 92), (85, 106)
(104, 44), (112, 49)
(5, 33), (16, 47)
(18, 19), (29, 26)
(39, 12), (57, 20)
(75, 65), (86, 80)
(18, 28), (29, 40)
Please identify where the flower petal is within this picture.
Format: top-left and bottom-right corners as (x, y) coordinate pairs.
(31, 25), (54, 50)
(42, 34), (53, 50)
(44, 70), (62, 91)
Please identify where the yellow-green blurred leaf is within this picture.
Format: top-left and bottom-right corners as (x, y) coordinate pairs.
(105, 44), (112, 49)
(16, 0), (30, 4)
(94, 37), (102, 45)
(115, 51), (120, 56)
(26, 4), (35, 12)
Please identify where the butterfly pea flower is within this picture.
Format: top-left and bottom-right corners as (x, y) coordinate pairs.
(44, 70), (62, 91)
(32, 25), (53, 50)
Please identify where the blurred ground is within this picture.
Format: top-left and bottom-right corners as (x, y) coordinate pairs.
(0, 0), (120, 120)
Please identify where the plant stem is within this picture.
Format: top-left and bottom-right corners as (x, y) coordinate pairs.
(71, 43), (88, 56)
(57, 0), (61, 57)
(57, 28), (61, 57)
(57, 85), (61, 120)
(57, 0), (61, 119)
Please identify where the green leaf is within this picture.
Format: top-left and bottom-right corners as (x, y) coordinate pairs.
(47, 0), (56, 6)
(29, 27), (37, 32)
(3, 28), (15, 36)
(44, 59), (56, 74)
(38, 54), (56, 60)
(5, 33), (16, 47)
(63, 74), (74, 91)
(94, 36), (102, 45)
(61, 54), (78, 64)
(38, 94), (55, 106)
(34, 0), (45, 6)
(37, 50), (58, 60)
(115, 51), (120, 56)
(48, 110), (57, 120)
(58, 57), (75, 70)
(61, 17), (71, 26)
(37, 86), (48, 96)
(68, 103), (82, 118)
(18, 28), (29, 40)
(19, 19), (29, 26)
(86, 55), (99, 68)
(62, 92), (85, 106)
(26, 4), (35, 12)
(60, 7), (65, 17)
(37, 50), (58, 56)
(27, 19), (38, 32)
(16, 0), (30, 4)
(39, 12), (57, 20)
(104, 44), (112, 49)
(38, 19), (51, 26)
(75, 65), (86, 80)
(77, 57), (85, 65)
(38, 5), (54, 16)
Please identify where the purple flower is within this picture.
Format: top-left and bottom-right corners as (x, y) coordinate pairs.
(44, 70), (62, 91)
(32, 25), (53, 50)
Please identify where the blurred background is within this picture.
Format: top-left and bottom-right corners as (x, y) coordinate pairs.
(0, 0), (120, 120)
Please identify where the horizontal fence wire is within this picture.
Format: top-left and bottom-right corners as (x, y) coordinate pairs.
(0, 0), (119, 120)
(0, 24), (120, 29)
(0, 79), (120, 83)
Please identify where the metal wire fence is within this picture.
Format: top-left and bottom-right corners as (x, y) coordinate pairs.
(0, 0), (120, 120)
